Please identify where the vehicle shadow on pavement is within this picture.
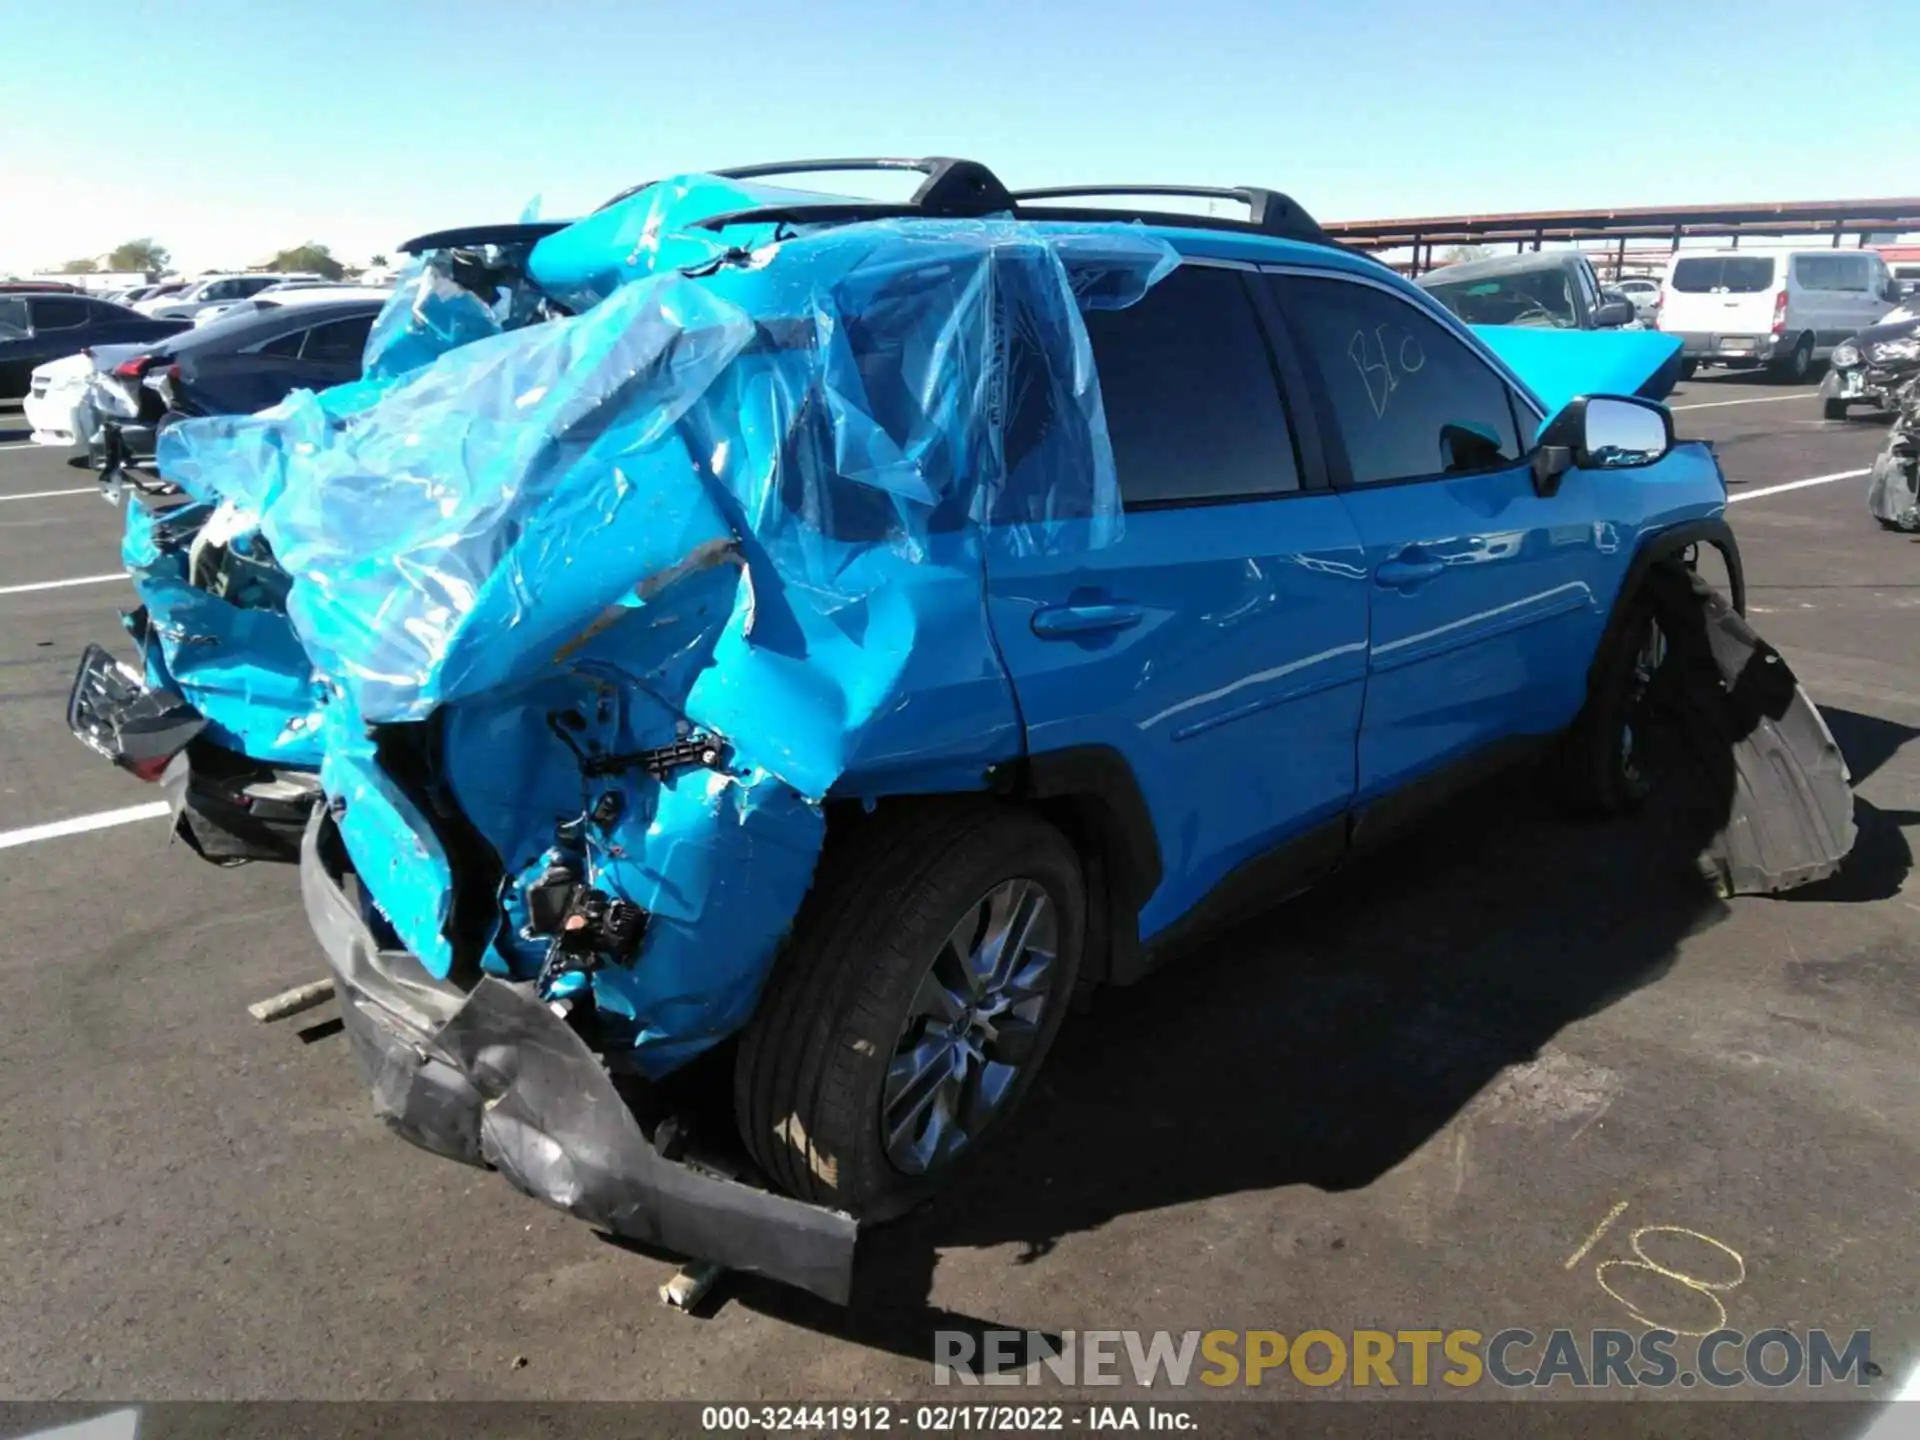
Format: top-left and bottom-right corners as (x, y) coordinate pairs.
(722, 703), (1912, 1363)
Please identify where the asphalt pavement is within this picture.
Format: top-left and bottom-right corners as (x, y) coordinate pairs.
(0, 376), (1914, 1408)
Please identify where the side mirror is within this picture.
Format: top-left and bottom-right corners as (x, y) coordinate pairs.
(1593, 297), (1636, 329)
(1531, 395), (1674, 495)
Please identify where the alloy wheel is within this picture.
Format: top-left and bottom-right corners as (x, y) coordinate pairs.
(881, 878), (1058, 1175)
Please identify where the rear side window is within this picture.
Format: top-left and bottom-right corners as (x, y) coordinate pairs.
(30, 298), (90, 330)
(236, 276), (282, 297)
(1273, 274), (1523, 486)
(1670, 257), (1775, 294)
(0, 298), (29, 336)
(301, 314), (373, 363)
(257, 329), (305, 358)
(1081, 264), (1301, 506)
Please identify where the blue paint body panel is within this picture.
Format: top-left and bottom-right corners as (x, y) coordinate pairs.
(1471, 326), (1686, 414)
(145, 179), (1733, 1075)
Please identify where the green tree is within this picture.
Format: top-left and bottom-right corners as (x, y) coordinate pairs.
(369, 253), (389, 268)
(59, 257), (99, 274)
(265, 243), (345, 281)
(1439, 244), (1490, 264)
(107, 238), (171, 273)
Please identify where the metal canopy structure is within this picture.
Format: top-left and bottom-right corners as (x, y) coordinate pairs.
(1324, 197), (1920, 276)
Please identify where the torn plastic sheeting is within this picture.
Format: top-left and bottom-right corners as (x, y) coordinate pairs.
(121, 500), (324, 765)
(526, 172), (855, 313)
(360, 252), (506, 383)
(247, 214), (1177, 730)
(262, 275), (757, 724)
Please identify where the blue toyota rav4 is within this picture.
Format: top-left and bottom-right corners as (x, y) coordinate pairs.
(68, 159), (1854, 1304)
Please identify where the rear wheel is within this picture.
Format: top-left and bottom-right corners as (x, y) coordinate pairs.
(1679, 359), (1699, 381)
(1823, 397), (1850, 421)
(1771, 334), (1814, 383)
(734, 802), (1084, 1220)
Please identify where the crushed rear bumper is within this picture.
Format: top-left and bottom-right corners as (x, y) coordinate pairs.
(67, 639), (320, 864)
(299, 809), (859, 1304)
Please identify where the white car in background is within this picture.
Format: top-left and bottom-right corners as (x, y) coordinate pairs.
(22, 344), (144, 449)
(136, 273), (324, 322)
(1657, 248), (1901, 381)
(1611, 277), (1661, 324)
(189, 283), (395, 327)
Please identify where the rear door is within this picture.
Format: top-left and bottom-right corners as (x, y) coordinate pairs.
(1265, 268), (1613, 815)
(983, 260), (1370, 941)
(1662, 255), (1778, 348)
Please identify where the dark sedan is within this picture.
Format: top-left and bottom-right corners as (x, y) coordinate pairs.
(0, 292), (189, 396)
(91, 296), (384, 486)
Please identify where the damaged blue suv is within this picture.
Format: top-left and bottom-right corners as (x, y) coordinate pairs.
(68, 160), (1855, 1305)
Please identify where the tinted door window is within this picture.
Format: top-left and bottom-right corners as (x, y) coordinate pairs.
(257, 329), (305, 358)
(1273, 274), (1522, 485)
(1080, 264), (1300, 506)
(236, 276), (282, 297)
(30, 298), (90, 330)
(301, 314), (373, 363)
(0, 299), (28, 337)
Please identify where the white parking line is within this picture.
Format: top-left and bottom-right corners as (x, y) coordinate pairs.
(0, 571), (128, 596)
(1728, 468), (1873, 504)
(0, 441), (49, 452)
(1671, 391), (1820, 410)
(0, 486), (96, 502)
(0, 802), (172, 851)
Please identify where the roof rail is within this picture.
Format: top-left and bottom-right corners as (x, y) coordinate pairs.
(606, 160), (1333, 248)
(1008, 185), (1330, 245)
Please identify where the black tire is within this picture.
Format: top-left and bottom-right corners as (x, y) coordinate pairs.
(1771, 334), (1813, 383)
(1557, 588), (1665, 817)
(1679, 359), (1699, 381)
(1823, 397), (1850, 421)
(734, 800), (1085, 1220)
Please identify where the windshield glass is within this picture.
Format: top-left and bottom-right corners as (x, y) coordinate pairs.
(1670, 257), (1776, 294)
(1421, 268), (1577, 328)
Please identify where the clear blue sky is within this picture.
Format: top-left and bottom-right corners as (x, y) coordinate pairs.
(5, 0), (1915, 275)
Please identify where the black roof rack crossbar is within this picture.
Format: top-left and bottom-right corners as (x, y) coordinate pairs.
(601, 157), (1015, 220)
(1008, 185), (1330, 245)
(713, 157), (1015, 217)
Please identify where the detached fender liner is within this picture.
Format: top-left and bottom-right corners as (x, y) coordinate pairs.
(300, 811), (858, 1304)
(1644, 567), (1855, 895)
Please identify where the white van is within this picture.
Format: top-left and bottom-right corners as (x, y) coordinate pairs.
(1657, 248), (1899, 381)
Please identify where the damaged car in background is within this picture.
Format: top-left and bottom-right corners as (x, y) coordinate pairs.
(68, 294), (415, 862)
(67, 158), (1857, 1306)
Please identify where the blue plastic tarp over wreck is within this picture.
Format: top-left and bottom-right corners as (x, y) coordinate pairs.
(159, 187), (1178, 1071)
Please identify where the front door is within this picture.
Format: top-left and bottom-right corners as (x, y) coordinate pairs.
(984, 261), (1369, 941)
(1265, 270), (1615, 807)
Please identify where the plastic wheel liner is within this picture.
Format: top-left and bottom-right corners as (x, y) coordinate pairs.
(1635, 566), (1855, 897)
(160, 177), (1178, 1294)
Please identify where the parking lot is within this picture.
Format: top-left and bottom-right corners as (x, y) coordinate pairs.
(0, 377), (1915, 1405)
